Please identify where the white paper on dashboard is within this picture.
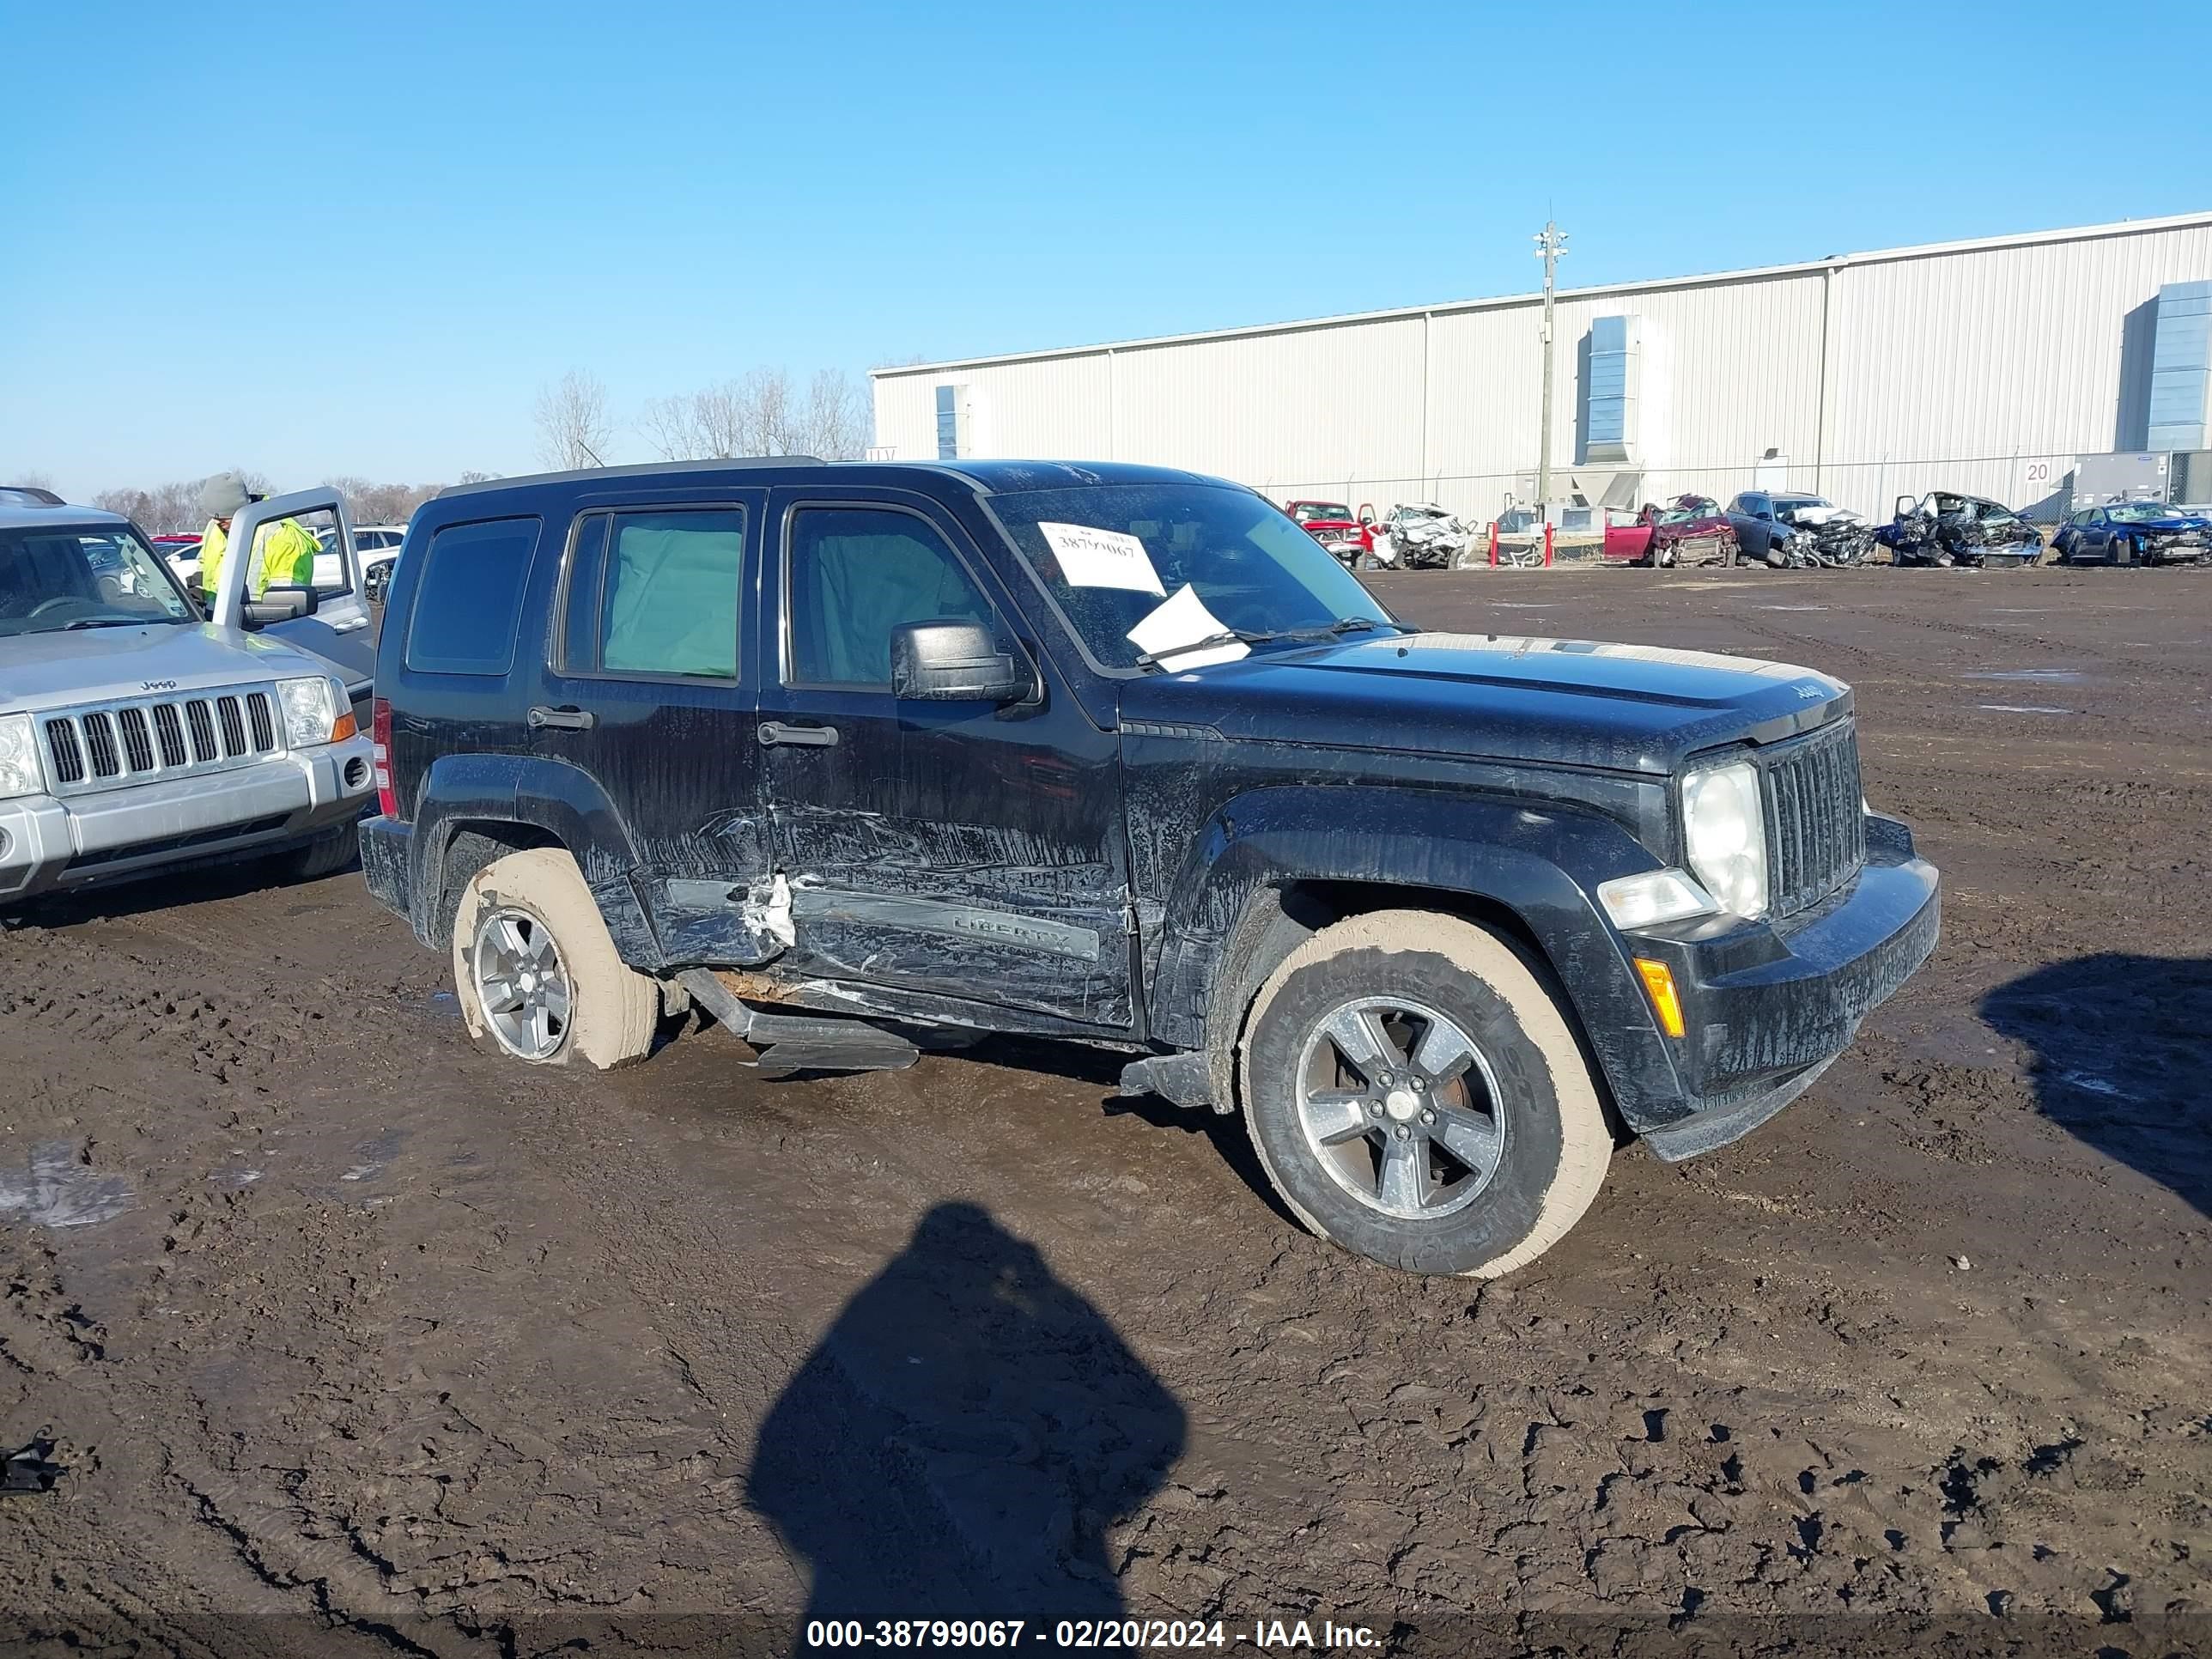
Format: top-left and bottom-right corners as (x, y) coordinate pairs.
(1038, 520), (1165, 595)
(1125, 583), (1250, 670)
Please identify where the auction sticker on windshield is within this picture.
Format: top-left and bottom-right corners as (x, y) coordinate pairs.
(1038, 521), (1165, 595)
(1127, 583), (1249, 669)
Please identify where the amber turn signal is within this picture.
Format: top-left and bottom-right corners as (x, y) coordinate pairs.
(331, 711), (359, 743)
(1633, 957), (1686, 1039)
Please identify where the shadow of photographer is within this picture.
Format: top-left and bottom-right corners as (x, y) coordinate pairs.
(748, 1201), (1186, 1639)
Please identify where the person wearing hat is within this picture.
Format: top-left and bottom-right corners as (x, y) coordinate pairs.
(196, 471), (319, 607)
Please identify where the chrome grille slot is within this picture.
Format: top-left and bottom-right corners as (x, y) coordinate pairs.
(30, 682), (287, 797)
(1760, 719), (1865, 918)
(82, 713), (120, 779)
(44, 719), (85, 785)
(185, 701), (217, 762)
(117, 707), (155, 774)
(216, 696), (246, 757)
(152, 704), (187, 767)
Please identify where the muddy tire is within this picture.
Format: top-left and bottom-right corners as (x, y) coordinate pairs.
(451, 848), (658, 1069)
(272, 823), (358, 883)
(1239, 910), (1610, 1277)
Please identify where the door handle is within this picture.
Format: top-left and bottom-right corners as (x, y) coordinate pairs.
(527, 705), (597, 731)
(331, 616), (371, 633)
(758, 720), (839, 748)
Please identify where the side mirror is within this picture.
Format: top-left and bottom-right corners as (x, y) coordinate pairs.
(890, 619), (1032, 704)
(241, 586), (316, 629)
(1894, 495), (1918, 520)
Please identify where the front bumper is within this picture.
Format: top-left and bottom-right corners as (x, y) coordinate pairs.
(1607, 816), (1940, 1160)
(0, 734), (376, 902)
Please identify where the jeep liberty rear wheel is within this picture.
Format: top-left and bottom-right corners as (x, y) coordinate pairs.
(452, 848), (657, 1069)
(1240, 910), (1610, 1277)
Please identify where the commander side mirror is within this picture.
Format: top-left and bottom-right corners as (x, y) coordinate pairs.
(890, 619), (1034, 705)
(241, 585), (316, 629)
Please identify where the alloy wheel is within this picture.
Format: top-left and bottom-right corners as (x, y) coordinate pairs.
(471, 907), (574, 1061)
(1295, 995), (1508, 1220)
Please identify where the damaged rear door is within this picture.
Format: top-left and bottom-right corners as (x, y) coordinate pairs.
(756, 488), (1134, 1029)
(529, 490), (779, 963)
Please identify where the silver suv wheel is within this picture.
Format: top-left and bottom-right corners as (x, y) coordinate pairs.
(471, 906), (574, 1061)
(1296, 995), (1505, 1220)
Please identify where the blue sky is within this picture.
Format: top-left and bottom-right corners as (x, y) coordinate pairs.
(6, 0), (2209, 499)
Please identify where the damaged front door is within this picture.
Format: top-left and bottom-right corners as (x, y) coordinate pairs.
(530, 494), (781, 964)
(757, 490), (1134, 1029)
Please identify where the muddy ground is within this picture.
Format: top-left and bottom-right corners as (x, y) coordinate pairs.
(2, 566), (2207, 1657)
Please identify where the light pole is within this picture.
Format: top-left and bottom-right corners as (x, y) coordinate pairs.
(1534, 221), (1568, 513)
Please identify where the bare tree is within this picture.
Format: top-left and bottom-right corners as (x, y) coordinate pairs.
(456, 470), (499, 485)
(636, 367), (870, 463)
(534, 370), (612, 471)
(799, 368), (870, 460)
(9, 469), (56, 495)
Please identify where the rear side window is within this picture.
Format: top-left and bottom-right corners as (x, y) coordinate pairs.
(558, 507), (744, 680)
(403, 516), (541, 676)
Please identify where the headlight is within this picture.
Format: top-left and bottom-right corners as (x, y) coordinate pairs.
(1680, 760), (1769, 918)
(1596, 868), (1719, 931)
(0, 713), (44, 800)
(277, 676), (354, 747)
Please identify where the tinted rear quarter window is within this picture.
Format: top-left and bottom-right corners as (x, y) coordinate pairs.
(404, 515), (541, 675)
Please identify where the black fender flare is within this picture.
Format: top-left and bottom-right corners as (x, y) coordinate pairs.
(407, 751), (662, 969)
(1145, 784), (1691, 1131)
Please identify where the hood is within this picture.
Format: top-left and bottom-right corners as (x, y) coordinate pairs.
(1785, 505), (1858, 527)
(0, 623), (331, 713)
(2123, 514), (2211, 533)
(1119, 631), (1849, 775)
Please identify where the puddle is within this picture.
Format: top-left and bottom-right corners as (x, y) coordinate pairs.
(339, 1127), (405, 1184)
(2059, 1070), (2135, 1101)
(0, 1141), (135, 1229)
(1964, 668), (2087, 683)
(1976, 703), (2075, 715)
(1488, 603), (1554, 610)
(1756, 605), (1829, 612)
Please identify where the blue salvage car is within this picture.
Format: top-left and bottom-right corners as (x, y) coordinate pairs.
(2052, 501), (2212, 565)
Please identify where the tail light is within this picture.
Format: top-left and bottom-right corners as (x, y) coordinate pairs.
(371, 697), (396, 817)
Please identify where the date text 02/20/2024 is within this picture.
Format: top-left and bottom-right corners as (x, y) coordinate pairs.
(802, 1619), (1380, 1650)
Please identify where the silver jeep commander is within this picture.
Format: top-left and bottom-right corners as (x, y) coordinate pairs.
(0, 487), (375, 902)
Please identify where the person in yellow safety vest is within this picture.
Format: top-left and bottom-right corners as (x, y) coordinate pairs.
(195, 471), (319, 605)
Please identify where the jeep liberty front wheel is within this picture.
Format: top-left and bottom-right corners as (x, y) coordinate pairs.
(1240, 910), (1610, 1277)
(452, 848), (658, 1069)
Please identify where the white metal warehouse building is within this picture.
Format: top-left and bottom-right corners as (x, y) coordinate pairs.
(871, 211), (2212, 525)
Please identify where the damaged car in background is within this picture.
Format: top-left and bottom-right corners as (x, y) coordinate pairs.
(1877, 492), (2044, 568)
(1725, 492), (1875, 568)
(1284, 498), (1386, 569)
(364, 459), (1939, 1280)
(2050, 501), (2210, 565)
(1376, 502), (1479, 570)
(1602, 495), (1738, 567)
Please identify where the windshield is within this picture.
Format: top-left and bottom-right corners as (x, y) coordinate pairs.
(1771, 496), (1835, 524)
(0, 526), (197, 637)
(2109, 502), (2177, 523)
(1290, 501), (1352, 524)
(989, 483), (1395, 672)
(1657, 498), (1715, 525)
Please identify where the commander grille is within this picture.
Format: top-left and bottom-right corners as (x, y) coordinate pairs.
(40, 686), (281, 796)
(1759, 718), (1866, 918)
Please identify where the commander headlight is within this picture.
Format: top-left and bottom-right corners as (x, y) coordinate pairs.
(1680, 760), (1769, 919)
(277, 676), (356, 747)
(0, 713), (44, 800)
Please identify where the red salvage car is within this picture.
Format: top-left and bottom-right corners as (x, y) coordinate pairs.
(1285, 499), (1376, 562)
(1601, 495), (1739, 567)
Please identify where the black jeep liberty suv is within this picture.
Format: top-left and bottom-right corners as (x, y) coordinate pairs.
(362, 460), (1939, 1277)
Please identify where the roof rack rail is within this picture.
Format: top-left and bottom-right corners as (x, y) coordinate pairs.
(0, 485), (65, 506)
